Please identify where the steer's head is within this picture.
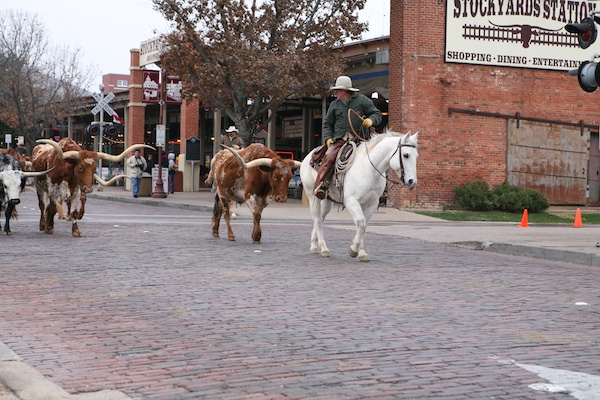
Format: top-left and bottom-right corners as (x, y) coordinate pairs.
(222, 145), (302, 202)
(0, 153), (54, 205)
(0, 169), (23, 206)
(37, 139), (154, 192)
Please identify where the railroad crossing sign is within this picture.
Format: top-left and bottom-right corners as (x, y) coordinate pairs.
(91, 92), (115, 116)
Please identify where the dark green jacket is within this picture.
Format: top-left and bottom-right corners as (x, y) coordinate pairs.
(322, 93), (382, 142)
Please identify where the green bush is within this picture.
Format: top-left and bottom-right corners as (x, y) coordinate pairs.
(454, 181), (549, 213)
(492, 182), (524, 213)
(453, 181), (494, 211)
(522, 188), (550, 213)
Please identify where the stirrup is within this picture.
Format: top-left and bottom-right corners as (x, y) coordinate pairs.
(314, 181), (328, 200)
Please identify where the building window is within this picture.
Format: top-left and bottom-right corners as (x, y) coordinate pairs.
(117, 80), (128, 88)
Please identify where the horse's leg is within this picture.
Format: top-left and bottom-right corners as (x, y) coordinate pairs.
(345, 198), (370, 262)
(308, 196), (321, 254)
(311, 197), (331, 257)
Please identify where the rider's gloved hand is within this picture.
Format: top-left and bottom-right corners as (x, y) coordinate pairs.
(326, 138), (333, 147)
(362, 118), (373, 128)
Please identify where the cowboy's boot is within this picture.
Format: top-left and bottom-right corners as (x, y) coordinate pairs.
(314, 166), (334, 200)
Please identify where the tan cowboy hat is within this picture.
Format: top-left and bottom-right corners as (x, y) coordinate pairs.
(225, 126), (239, 133)
(330, 75), (359, 92)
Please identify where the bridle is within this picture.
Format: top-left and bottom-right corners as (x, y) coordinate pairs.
(367, 138), (416, 188)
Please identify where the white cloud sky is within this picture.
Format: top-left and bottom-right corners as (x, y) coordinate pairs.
(3, 0), (389, 91)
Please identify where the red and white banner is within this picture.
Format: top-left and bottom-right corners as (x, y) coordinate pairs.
(142, 71), (160, 103)
(166, 75), (182, 104)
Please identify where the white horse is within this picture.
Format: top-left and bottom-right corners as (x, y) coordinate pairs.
(300, 131), (419, 261)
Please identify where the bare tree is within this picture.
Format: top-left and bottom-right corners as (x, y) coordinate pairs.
(153, 0), (367, 141)
(0, 10), (95, 151)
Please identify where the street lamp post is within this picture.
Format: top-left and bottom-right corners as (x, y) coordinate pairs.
(97, 84), (105, 191)
(152, 68), (168, 198)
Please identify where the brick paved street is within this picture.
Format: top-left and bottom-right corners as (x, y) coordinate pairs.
(0, 191), (599, 399)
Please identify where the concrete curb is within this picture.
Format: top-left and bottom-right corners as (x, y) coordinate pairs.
(0, 344), (131, 400)
(450, 241), (600, 267)
(0, 358), (131, 400)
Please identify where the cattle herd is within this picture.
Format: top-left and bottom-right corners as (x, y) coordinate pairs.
(2, 137), (417, 262)
(0, 138), (152, 237)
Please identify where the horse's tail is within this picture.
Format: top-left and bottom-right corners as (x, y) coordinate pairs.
(302, 188), (310, 206)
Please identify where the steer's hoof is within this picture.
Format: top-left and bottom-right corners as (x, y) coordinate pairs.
(72, 231), (82, 238)
(3, 231), (11, 236)
(228, 236), (236, 241)
(349, 248), (358, 258)
(45, 228), (54, 234)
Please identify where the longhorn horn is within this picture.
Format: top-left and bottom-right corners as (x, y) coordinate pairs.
(221, 145), (273, 169)
(36, 139), (80, 160)
(94, 173), (131, 186)
(22, 166), (56, 178)
(292, 160), (302, 170)
(98, 144), (155, 162)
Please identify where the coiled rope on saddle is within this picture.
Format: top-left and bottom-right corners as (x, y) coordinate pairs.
(335, 140), (356, 176)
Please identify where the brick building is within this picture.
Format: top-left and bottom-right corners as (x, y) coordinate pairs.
(388, 0), (600, 208)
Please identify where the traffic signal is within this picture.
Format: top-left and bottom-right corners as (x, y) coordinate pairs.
(85, 123), (100, 137)
(103, 123), (117, 138)
(570, 61), (600, 92)
(565, 16), (599, 49)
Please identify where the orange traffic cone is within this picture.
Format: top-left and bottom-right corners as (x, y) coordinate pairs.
(518, 209), (529, 228)
(574, 208), (583, 228)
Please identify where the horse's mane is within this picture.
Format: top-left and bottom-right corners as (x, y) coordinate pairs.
(365, 129), (417, 150)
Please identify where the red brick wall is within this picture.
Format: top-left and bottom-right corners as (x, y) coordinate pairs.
(180, 98), (200, 156)
(128, 49), (147, 154)
(389, 0), (600, 208)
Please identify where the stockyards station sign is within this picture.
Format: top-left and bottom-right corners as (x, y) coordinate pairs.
(446, 0), (598, 71)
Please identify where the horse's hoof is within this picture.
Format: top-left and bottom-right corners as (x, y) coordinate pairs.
(212, 232), (219, 238)
(310, 247), (319, 254)
(228, 236), (236, 241)
(72, 231), (82, 238)
(359, 255), (369, 262)
(321, 250), (330, 258)
(349, 248), (358, 258)
(45, 229), (54, 234)
(231, 213), (237, 220)
(3, 231), (10, 236)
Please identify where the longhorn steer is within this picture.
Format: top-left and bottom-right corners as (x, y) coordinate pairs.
(0, 148), (31, 170)
(32, 138), (153, 237)
(0, 153), (53, 235)
(211, 143), (302, 243)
